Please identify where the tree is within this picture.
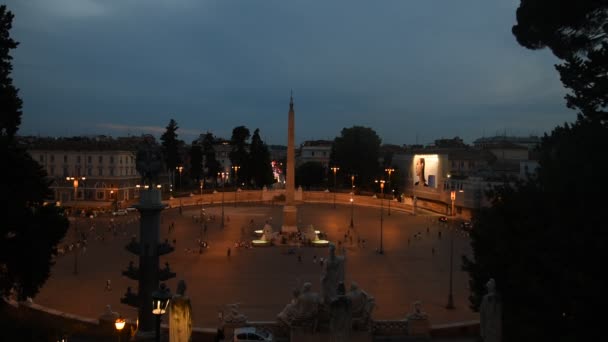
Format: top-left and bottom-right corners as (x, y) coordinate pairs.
(229, 126), (250, 184)
(201, 132), (220, 182)
(249, 128), (274, 187)
(296, 161), (326, 189)
(160, 119), (181, 172)
(0, 5), (69, 303)
(513, 0), (608, 122)
(0, 5), (21, 141)
(189, 143), (203, 183)
(329, 126), (382, 187)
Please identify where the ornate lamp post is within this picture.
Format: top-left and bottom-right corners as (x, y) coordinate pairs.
(232, 165), (240, 207)
(114, 316), (126, 342)
(218, 171), (228, 228)
(151, 283), (171, 342)
(385, 168), (394, 216)
(446, 219), (455, 309)
(331, 166), (339, 208)
(175, 166), (183, 190)
(375, 179), (386, 254)
(66, 176), (85, 275)
(350, 174), (355, 228)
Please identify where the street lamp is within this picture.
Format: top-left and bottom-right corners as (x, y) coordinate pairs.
(176, 166), (184, 190)
(385, 168), (394, 216)
(375, 179), (386, 254)
(114, 316), (126, 342)
(331, 166), (339, 208)
(152, 283), (171, 342)
(350, 197), (354, 228)
(232, 165), (240, 207)
(66, 176), (85, 275)
(218, 171), (228, 229)
(446, 220), (455, 309)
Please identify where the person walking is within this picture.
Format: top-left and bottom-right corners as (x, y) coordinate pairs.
(105, 279), (112, 291)
(227, 247), (231, 257)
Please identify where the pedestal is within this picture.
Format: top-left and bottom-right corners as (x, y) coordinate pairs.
(281, 205), (298, 233)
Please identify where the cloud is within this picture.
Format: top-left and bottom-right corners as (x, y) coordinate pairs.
(96, 123), (201, 137)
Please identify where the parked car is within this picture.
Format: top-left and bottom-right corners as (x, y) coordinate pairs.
(112, 209), (128, 216)
(233, 327), (273, 342)
(438, 216), (448, 223)
(126, 206), (137, 212)
(460, 221), (472, 231)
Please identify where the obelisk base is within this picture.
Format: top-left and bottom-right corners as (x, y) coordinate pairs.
(281, 205), (298, 233)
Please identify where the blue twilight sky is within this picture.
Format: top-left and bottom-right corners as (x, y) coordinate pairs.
(7, 0), (575, 146)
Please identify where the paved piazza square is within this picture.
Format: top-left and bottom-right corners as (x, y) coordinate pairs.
(34, 202), (478, 328)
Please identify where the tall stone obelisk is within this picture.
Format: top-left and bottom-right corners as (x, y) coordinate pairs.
(282, 94), (298, 233)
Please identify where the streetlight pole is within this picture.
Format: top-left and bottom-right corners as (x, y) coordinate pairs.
(219, 171), (227, 229)
(375, 179), (385, 254)
(232, 165), (240, 207)
(450, 190), (456, 217)
(331, 166), (339, 209)
(350, 197), (354, 228)
(176, 166), (183, 190)
(385, 168), (394, 216)
(446, 220), (455, 309)
(67, 176), (85, 275)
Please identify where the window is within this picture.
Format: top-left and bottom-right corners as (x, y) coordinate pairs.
(88, 167), (92, 176)
(50, 166), (55, 176)
(63, 167), (68, 177)
(97, 191), (104, 200)
(50, 155), (55, 162)
(99, 156), (103, 163)
(39, 155), (44, 162)
(98, 167), (103, 176)
(110, 167), (114, 176)
(64, 155), (68, 163)
(120, 157), (122, 164)
(88, 156), (92, 163)
(110, 156), (114, 164)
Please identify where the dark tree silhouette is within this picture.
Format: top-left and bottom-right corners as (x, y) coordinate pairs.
(189, 143), (203, 182)
(229, 126), (250, 183)
(249, 128), (273, 188)
(160, 119), (181, 172)
(201, 132), (220, 183)
(296, 161), (326, 189)
(0, 5), (69, 303)
(329, 126), (381, 187)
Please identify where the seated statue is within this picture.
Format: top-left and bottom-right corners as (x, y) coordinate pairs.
(406, 301), (428, 320)
(277, 282), (320, 328)
(169, 280), (192, 342)
(321, 243), (345, 304)
(347, 282), (375, 329)
(223, 303), (247, 324)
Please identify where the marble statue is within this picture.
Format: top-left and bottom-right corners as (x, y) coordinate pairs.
(480, 278), (502, 342)
(329, 282), (352, 342)
(321, 243), (345, 304)
(223, 303), (247, 324)
(169, 280), (192, 342)
(347, 282), (375, 329)
(406, 301), (428, 320)
(277, 282), (320, 327)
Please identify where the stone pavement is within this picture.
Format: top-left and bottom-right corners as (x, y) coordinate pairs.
(34, 202), (478, 331)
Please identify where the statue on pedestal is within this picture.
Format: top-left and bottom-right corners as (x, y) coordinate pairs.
(169, 280), (192, 342)
(329, 282), (352, 342)
(347, 282), (375, 330)
(321, 243), (345, 304)
(224, 303), (247, 324)
(480, 278), (502, 342)
(277, 282), (320, 329)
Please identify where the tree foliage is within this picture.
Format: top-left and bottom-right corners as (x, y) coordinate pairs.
(513, 0), (608, 122)
(464, 121), (608, 340)
(160, 119), (181, 171)
(0, 5), (21, 141)
(0, 5), (69, 302)
(189, 143), (203, 182)
(329, 126), (382, 186)
(296, 161), (326, 189)
(249, 128), (273, 187)
(201, 132), (220, 182)
(229, 126), (250, 183)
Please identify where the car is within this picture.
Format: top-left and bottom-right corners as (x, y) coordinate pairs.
(126, 206), (137, 212)
(233, 327), (273, 341)
(460, 221), (472, 231)
(438, 216), (448, 223)
(112, 209), (128, 216)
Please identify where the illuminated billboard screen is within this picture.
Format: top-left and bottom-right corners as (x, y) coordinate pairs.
(413, 154), (439, 188)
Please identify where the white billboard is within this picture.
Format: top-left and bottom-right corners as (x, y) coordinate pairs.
(413, 154), (439, 188)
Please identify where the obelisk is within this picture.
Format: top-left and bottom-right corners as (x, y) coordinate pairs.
(282, 93), (298, 233)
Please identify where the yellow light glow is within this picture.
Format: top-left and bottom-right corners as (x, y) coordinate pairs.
(115, 317), (126, 331)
